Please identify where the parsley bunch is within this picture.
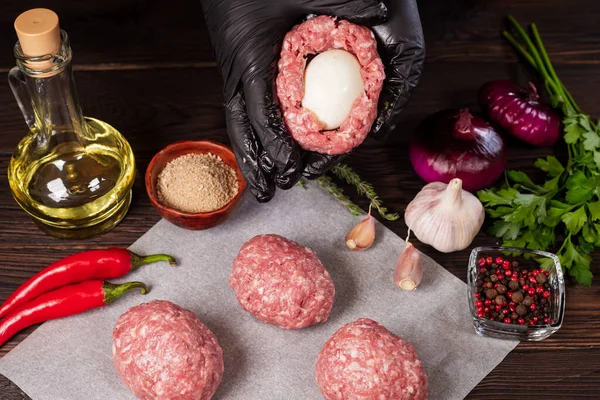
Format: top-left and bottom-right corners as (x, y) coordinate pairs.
(477, 16), (599, 286)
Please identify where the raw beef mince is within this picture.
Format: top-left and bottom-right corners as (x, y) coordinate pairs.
(112, 300), (224, 400)
(316, 318), (429, 400)
(276, 15), (385, 155)
(229, 234), (335, 329)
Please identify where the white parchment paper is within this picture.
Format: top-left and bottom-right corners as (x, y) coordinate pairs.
(0, 182), (517, 399)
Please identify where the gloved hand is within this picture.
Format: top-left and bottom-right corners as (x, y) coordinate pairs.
(200, 0), (425, 202)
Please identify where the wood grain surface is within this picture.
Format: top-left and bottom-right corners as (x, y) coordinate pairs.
(0, 0), (599, 398)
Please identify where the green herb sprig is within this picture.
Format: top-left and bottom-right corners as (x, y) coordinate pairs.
(298, 163), (399, 221)
(477, 16), (600, 286)
(329, 164), (400, 221)
(314, 174), (363, 216)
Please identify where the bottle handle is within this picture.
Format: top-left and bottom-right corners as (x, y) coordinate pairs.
(8, 67), (36, 130)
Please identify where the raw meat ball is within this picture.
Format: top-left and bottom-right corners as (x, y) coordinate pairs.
(229, 234), (335, 329)
(316, 318), (428, 400)
(112, 300), (224, 400)
(276, 15), (385, 155)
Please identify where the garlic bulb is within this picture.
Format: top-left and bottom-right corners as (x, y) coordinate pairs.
(404, 178), (484, 253)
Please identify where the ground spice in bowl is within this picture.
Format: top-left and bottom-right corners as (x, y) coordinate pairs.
(156, 153), (239, 213)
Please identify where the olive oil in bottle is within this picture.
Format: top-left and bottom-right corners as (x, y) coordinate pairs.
(7, 9), (135, 239)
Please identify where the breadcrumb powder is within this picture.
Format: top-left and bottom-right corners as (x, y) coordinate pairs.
(157, 153), (239, 213)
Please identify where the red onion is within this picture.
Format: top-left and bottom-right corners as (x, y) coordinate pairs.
(478, 80), (561, 146)
(409, 109), (507, 192)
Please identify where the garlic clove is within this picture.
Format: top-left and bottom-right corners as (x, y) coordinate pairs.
(404, 178), (484, 253)
(345, 213), (375, 251)
(394, 242), (423, 290)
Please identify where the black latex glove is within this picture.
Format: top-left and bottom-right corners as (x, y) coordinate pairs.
(200, 0), (425, 202)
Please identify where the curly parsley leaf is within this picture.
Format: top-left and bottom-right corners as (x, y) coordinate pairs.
(564, 117), (587, 143)
(477, 189), (516, 207)
(566, 170), (587, 187)
(582, 223), (598, 244)
(538, 257), (555, 271)
(527, 226), (555, 251)
(512, 194), (547, 227)
(561, 206), (588, 235)
(578, 235), (596, 255)
(594, 224), (600, 247)
(507, 170), (545, 192)
(571, 264), (593, 286)
(536, 198), (548, 222)
(503, 236), (528, 249)
(560, 237), (592, 269)
(503, 227), (554, 255)
(565, 171), (595, 204)
(534, 156), (564, 178)
(543, 175), (561, 191)
(487, 206), (514, 219)
(594, 152), (600, 169)
(577, 152), (598, 171)
(544, 207), (567, 227)
(580, 115), (593, 131)
(488, 220), (521, 240)
(587, 200), (600, 221)
(582, 131), (600, 151)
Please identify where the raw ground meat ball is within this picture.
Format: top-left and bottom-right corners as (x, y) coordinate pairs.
(316, 318), (429, 400)
(229, 234), (335, 329)
(112, 300), (224, 400)
(276, 15), (385, 155)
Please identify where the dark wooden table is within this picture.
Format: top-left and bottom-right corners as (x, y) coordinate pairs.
(0, 0), (599, 398)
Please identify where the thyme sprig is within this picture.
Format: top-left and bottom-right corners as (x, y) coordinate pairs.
(329, 164), (400, 221)
(314, 174), (363, 216)
(298, 163), (399, 221)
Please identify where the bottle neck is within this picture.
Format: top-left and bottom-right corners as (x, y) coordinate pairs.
(25, 63), (86, 138)
(12, 31), (87, 144)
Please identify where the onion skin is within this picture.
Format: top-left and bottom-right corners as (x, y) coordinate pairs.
(409, 109), (508, 192)
(478, 80), (561, 147)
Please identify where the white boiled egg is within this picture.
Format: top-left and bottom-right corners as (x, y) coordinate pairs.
(302, 49), (364, 130)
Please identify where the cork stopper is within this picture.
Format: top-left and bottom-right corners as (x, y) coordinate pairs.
(14, 8), (61, 57)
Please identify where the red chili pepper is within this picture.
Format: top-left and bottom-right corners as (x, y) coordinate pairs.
(0, 280), (147, 347)
(0, 248), (174, 318)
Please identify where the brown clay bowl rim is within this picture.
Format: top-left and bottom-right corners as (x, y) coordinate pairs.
(145, 139), (247, 219)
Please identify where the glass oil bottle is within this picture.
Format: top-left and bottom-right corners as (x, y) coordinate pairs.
(7, 9), (135, 239)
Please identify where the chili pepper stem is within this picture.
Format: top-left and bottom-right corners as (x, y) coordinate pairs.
(130, 252), (177, 270)
(102, 281), (148, 304)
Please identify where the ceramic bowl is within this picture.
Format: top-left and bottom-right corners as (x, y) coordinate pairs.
(145, 140), (246, 230)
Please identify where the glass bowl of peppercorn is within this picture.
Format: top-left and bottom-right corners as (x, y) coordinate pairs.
(467, 246), (565, 341)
